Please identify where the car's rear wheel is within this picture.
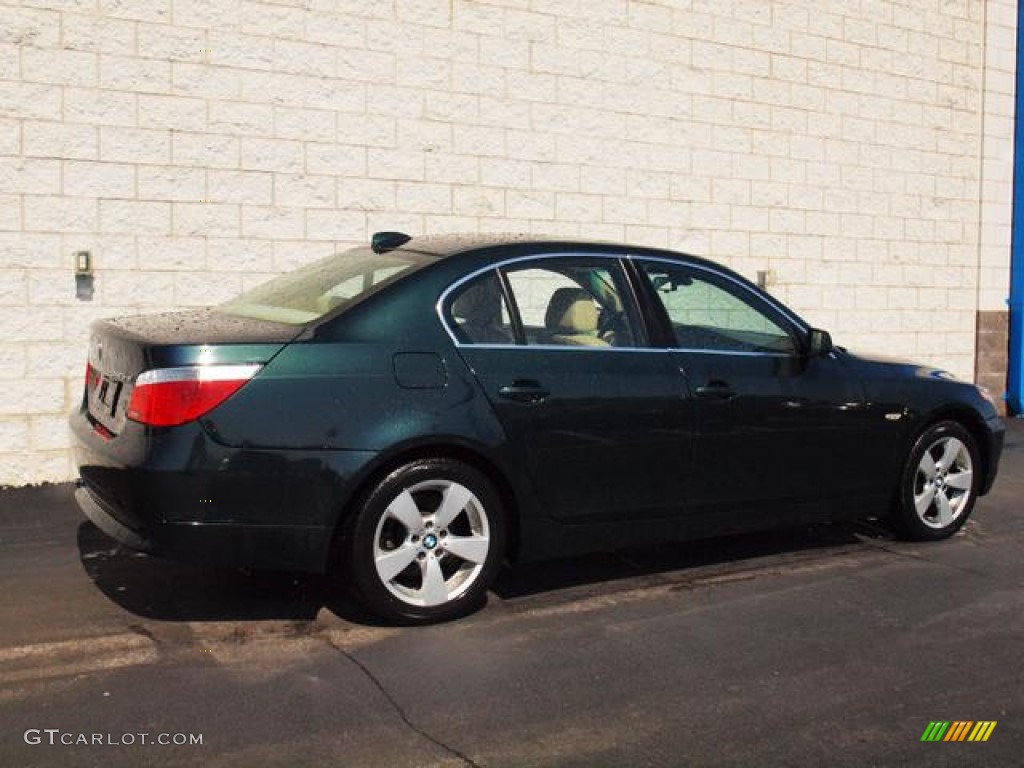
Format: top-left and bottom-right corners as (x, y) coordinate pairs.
(346, 458), (504, 624)
(893, 420), (980, 541)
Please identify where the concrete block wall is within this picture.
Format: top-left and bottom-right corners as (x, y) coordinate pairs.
(978, 0), (1017, 314)
(0, 0), (1014, 485)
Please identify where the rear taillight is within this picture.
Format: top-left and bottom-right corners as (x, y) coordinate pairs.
(84, 361), (98, 391)
(126, 364), (262, 427)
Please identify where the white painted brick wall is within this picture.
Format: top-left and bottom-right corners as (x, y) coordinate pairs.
(978, 0), (1018, 312)
(0, 0), (1015, 485)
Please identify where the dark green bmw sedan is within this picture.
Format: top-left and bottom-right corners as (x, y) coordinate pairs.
(71, 233), (1005, 624)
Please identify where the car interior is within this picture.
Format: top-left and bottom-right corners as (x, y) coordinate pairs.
(449, 266), (636, 348)
(450, 279), (515, 345)
(540, 287), (608, 347)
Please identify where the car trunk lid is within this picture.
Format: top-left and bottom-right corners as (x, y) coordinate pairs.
(84, 308), (300, 436)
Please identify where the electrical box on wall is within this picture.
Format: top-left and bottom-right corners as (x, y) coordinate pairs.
(74, 250), (93, 301)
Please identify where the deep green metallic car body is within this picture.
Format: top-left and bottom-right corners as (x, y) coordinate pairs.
(71, 235), (1004, 573)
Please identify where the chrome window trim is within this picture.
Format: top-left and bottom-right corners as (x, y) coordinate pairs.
(135, 364), (263, 386)
(435, 250), (810, 356)
(453, 343), (669, 354)
(450, 343), (793, 358)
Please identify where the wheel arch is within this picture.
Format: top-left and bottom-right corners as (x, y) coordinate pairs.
(915, 406), (992, 481)
(328, 437), (523, 569)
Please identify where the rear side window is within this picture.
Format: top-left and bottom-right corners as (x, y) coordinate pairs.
(447, 272), (515, 345)
(444, 256), (642, 349)
(502, 260), (639, 348)
(220, 248), (425, 325)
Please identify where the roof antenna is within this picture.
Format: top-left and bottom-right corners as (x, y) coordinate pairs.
(371, 231), (412, 254)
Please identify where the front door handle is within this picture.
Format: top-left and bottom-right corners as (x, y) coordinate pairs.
(694, 380), (736, 401)
(498, 381), (550, 404)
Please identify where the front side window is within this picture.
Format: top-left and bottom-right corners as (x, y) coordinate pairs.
(503, 259), (639, 348)
(639, 262), (796, 354)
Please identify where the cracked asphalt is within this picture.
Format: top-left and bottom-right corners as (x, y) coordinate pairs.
(1, 422), (1022, 767)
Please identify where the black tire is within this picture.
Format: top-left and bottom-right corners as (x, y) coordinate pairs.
(892, 420), (981, 541)
(344, 458), (505, 624)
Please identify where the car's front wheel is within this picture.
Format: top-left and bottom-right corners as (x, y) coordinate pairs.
(894, 420), (980, 541)
(346, 458), (505, 624)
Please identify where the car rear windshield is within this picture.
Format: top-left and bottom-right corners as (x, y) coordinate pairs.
(219, 248), (426, 325)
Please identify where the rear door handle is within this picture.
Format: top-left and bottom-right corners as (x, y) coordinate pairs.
(694, 381), (736, 401)
(498, 381), (550, 404)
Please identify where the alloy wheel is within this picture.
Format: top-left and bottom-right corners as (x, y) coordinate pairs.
(912, 436), (974, 530)
(372, 479), (491, 607)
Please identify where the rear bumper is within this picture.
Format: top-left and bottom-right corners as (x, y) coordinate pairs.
(75, 484), (150, 551)
(73, 482), (334, 571)
(70, 408), (378, 572)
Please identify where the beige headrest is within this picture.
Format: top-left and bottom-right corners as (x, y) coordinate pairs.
(545, 287), (598, 334)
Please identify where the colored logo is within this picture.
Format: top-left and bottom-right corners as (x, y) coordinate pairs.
(921, 721), (997, 742)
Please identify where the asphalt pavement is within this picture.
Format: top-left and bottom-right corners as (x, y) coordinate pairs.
(1, 423), (1022, 767)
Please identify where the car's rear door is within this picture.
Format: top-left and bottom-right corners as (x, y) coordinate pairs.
(444, 253), (696, 523)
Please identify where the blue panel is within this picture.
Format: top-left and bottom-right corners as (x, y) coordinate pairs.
(1009, 0), (1024, 412)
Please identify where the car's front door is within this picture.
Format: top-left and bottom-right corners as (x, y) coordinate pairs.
(445, 255), (696, 523)
(634, 258), (873, 512)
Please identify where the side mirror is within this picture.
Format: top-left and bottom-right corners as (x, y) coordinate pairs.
(807, 328), (834, 357)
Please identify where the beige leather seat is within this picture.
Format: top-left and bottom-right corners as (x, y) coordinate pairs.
(543, 287), (608, 347)
(452, 281), (512, 344)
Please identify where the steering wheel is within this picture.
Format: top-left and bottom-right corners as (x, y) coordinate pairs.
(597, 307), (624, 344)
